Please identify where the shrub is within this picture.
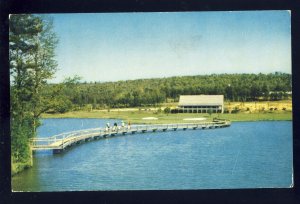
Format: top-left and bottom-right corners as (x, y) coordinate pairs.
(223, 108), (230, 113)
(231, 107), (240, 114)
(164, 107), (171, 114)
(54, 98), (73, 113)
(231, 109), (240, 114)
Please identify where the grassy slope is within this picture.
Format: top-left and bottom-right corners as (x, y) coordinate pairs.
(42, 110), (292, 124)
(42, 100), (292, 123)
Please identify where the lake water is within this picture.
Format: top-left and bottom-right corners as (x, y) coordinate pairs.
(12, 119), (293, 191)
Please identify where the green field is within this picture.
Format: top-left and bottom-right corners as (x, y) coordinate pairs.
(42, 110), (292, 124)
(42, 100), (293, 124)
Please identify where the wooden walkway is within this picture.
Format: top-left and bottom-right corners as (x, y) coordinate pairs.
(30, 120), (231, 154)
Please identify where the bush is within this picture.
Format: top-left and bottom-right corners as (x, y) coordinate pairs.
(54, 98), (73, 113)
(11, 118), (33, 176)
(231, 107), (240, 114)
(231, 109), (240, 114)
(260, 107), (265, 112)
(84, 104), (93, 112)
(207, 109), (213, 116)
(11, 159), (32, 176)
(223, 108), (230, 113)
(164, 107), (171, 114)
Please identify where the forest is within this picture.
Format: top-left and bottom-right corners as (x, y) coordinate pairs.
(47, 72), (292, 113)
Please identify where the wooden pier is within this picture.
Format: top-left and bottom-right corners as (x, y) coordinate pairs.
(30, 120), (231, 154)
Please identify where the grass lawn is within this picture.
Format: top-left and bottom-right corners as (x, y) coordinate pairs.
(42, 100), (292, 123)
(42, 110), (292, 124)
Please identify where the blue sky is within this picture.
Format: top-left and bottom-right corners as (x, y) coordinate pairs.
(48, 11), (291, 83)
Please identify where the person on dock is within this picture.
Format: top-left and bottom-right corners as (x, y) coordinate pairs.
(106, 122), (110, 132)
(121, 121), (125, 130)
(128, 121), (131, 130)
(113, 122), (118, 131)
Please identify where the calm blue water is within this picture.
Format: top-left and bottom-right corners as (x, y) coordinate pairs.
(12, 119), (293, 191)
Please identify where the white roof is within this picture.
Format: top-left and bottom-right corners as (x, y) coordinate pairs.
(178, 95), (224, 106)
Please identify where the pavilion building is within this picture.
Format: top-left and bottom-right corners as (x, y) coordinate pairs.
(177, 95), (224, 113)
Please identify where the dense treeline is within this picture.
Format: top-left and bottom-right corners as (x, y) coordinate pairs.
(50, 72), (292, 112)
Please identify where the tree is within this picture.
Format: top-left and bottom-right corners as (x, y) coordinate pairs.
(207, 109), (212, 117)
(250, 83), (261, 101)
(225, 84), (233, 101)
(10, 14), (58, 168)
